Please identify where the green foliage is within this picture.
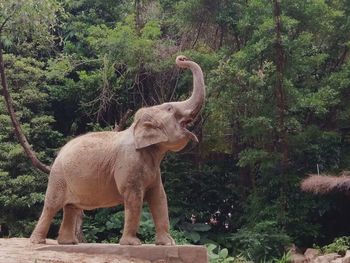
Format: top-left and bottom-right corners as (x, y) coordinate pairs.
(271, 251), (291, 263)
(162, 154), (245, 238)
(169, 228), (189, 245)
(82, 208), (123, 243)
(179, 222), (211, 244)
(0, 0), (64, 57)
(82, 207), (190, 245)
(229, 221), (291, 262)
(237, 149), (270, 168)
(0, 53), (63, 236)
(207, 243), (240, 263)
(318, 236), (350, 256)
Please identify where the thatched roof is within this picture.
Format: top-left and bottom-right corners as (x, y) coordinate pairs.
(301, 174), (350, 194)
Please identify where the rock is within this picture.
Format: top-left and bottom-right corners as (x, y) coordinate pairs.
(0, 238), (208, 263)
(343, 251), (350, 263)
(314, 253), (341, 263)
(0, 238), (147, 263)
(37, 243), (208, 263)
(305, 248), (320, 261)
(290, 251), (306, 263)
(342, 256), (350, 263)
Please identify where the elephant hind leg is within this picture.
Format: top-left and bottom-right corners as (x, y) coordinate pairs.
(30, 177), (66, 244)
(30, 201), (63, 244)
(75, 210), (86, 243)
(57, 204), (82, 245)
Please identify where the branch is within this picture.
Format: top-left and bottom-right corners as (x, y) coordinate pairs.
(0, 4), (21, 33)
(333, 46), (348, 71)
(191, 20), (203, 48)
(114, 109), (133, 132)
(0, 43), (50, 174)
(0, 16), (11, 33)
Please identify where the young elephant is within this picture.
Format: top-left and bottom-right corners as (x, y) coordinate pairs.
(30, 55), (205, 245)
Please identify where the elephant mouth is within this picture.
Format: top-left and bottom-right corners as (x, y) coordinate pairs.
(180, 118), (193, 128)
(180, 118), (198, 143)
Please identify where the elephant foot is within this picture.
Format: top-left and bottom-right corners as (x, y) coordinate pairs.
(156, 234), (175, 246)
(57, 235), (79, 245)
(30, 235), (46, 244)
(119, 236), (141, 245)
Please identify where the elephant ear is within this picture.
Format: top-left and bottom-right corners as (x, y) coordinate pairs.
(133, 113), (168, 149)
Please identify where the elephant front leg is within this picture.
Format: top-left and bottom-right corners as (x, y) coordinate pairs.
(145, 182), (175, 246)
(119, 190), (143, 245)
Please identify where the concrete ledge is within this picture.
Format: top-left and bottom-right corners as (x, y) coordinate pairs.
(36, 243), (208, 263)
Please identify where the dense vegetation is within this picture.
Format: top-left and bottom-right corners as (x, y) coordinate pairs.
(1, 0), (350, 262)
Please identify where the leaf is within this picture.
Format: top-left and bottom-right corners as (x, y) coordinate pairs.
(186, 231), (200, 243)
(192, 223), (211, 232)
(206, 243), (217, 252)
(219, 248), (228, 258)
(105, 221), (116, 230)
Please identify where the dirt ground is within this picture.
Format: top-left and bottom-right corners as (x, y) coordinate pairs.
(0, 238), (150, 263)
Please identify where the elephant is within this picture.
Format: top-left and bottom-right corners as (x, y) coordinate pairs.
(30, 55), (205, 246)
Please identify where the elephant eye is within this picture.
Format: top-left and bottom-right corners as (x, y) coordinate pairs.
(167, 106), (173, 112)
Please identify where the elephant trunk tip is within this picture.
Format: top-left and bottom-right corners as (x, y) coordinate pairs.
(176, 55), (192, 68)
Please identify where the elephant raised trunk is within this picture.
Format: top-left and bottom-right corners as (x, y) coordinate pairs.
(173, 55), (206, 121)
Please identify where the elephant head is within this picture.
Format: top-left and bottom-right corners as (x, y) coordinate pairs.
(133, 55), (205, 152)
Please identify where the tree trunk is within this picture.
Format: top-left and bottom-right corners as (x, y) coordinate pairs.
(0, 42), (51, 174)
(273, 0), (288, 166)
(192, 20), (203, 48)
(114, 109), (133, 131)
(273, 0), (288, 225)
(135, 0), (142, 34)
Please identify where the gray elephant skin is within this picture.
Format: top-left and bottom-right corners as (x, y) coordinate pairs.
(30, 55), (205, 246)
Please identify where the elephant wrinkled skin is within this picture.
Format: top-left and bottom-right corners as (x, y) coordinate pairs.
(30, 55), (205, 246)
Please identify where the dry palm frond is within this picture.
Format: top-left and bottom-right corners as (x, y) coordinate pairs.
(301, 175), (350, 194)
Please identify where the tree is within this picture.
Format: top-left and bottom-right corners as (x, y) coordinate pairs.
(0, 0), (62, 173)
(0, 0), (63, 235)
(205, 0), (350, 251)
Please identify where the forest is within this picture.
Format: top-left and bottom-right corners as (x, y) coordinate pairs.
(1, 0), (350, 262)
